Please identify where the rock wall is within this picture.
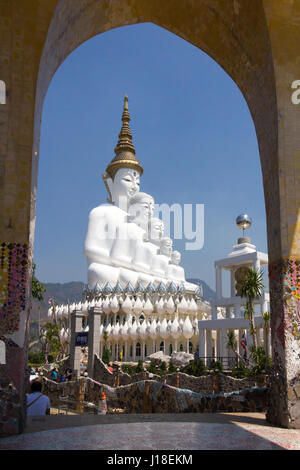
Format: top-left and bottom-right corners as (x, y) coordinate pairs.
(93, 355), (257, 394)
(41, 376), (267, 414)
(0, 378), (24, 436)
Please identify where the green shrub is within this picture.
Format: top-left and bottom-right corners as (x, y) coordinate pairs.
(102, 348), (111, 364)
(250, 346), (272, 376)
(210, 360), (224, 373)
(135, 360), (144, 373)
(28, 351), (44, 365)
(121, 364), (135, 375)
(183, 358), (207, 377)
(231, 361), (251, 379)
(168, 360), (177, 373)
(147, 360), (158, 374)
(160, 361), (167, 371)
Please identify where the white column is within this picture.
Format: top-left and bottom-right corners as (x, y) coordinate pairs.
(206, 329), (212, 366)
(216, 329), (221, 359)
(247, 328), (253, 351)
(212, 305), (217, 321)
(254, 258), (261, 271)
(142, 341), (145, 360)
(216, 266), (222, 299)
(199, 328), (205, 359)
(256, 328), (261, 347)
(152, 340), (156, 354)
(230, 269), (236, 297)
(260, 297), (268, 315)
(125, 341), (128, 361)
(221, 328), (228, 356)
(234, 303), (241, 318)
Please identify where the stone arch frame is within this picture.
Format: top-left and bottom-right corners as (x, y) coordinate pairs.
(1, 0), (300, 430)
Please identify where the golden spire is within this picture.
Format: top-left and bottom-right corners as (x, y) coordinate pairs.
(105, 96), (143, 179)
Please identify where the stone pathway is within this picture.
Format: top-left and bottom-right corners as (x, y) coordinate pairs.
(0, 413), (300, 450)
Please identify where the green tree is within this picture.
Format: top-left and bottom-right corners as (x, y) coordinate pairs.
(102, 348), (111, 364)
(102, 330), (111, 364)
(40, 322), (61, 362)
(240, 268), (264, 350)
(135, 359), (144, 373)
(31, 263), (46, 301)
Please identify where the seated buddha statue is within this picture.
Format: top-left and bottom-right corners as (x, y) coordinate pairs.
(167, 250), (185, 282)
(151, 236), (173, 279)
(84, 96), (143, 288)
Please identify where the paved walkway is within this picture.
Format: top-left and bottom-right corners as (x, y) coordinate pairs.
(1, 413), (300, 450)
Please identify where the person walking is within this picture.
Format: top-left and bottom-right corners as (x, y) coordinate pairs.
(26, 381), (51, 416)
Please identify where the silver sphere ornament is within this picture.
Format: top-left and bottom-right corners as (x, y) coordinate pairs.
(236, 214), (252, 232)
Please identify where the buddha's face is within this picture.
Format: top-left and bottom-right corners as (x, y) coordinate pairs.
(129, 195), (154, 227)
(149, 218), (164, 243)
(160, 237), (173, 257)
(171, 250), (181, 265)
(106, 168), (140, 207)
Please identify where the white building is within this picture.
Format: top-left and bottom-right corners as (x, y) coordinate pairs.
(198, 233), (271, 369)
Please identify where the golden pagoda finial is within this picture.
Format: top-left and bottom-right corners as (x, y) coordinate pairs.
(104, 96), (143, 180)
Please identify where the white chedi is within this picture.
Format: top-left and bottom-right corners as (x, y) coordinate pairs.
(129, 319), (138, 340)
(138, 320), (147, 339)
(178, 296), (188, 314)
(132, 297), (143, 315)
(122, 296), (133, 314)
(166, 296), (175, 314)
(119, 321), (129, 341)
(143, 298), (153, 315)
(170, 317), (181, 339)
(149, 319), (157, 339)
(182, 316), (193, 339)
(103, 298), (111, 314)
(110, 295), (119, 314)
(159, 318), (169, 339)
(112, 322), (119, 340)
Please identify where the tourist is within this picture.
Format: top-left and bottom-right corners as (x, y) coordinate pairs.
(51, 368), (58, 382)
(26, 381), (50, 416)
(65, 368), (73, 381)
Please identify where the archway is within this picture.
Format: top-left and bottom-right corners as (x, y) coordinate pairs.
(1, 0), (300, 431)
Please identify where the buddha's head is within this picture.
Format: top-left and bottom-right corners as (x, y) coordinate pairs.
(160, 237), (173, 257)
(171, 250), (181, 265)
(102, 96), (143, 210)
(103, 168), (141, 209)
(128, 192), (155, 229)
(148, 217), (164, 244)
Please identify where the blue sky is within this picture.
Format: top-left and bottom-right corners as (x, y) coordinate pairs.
(34, 23), (267, 293)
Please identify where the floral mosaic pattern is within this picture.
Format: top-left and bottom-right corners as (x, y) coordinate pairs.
(0, 243), (28, 336)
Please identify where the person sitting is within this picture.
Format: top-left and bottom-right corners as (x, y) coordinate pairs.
(26, 381), (50, 416)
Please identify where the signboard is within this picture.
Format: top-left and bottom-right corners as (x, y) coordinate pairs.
(0, 340), (5, 364)
(75, 332), (89, 347)
(232, 394), (245, 402)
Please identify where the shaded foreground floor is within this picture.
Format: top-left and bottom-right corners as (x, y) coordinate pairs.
(1, 413), (300, 450)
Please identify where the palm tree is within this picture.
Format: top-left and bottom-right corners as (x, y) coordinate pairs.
(240, 267), (264, 350)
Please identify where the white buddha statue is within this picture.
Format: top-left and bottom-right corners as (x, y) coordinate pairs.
(84, 96), (143, 288)
(117, 192), (156, 286)
(151, 236), (173, 279)
(167, 250), (185, 282)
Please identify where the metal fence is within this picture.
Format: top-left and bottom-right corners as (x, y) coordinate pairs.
(198, 357), (240, 370)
